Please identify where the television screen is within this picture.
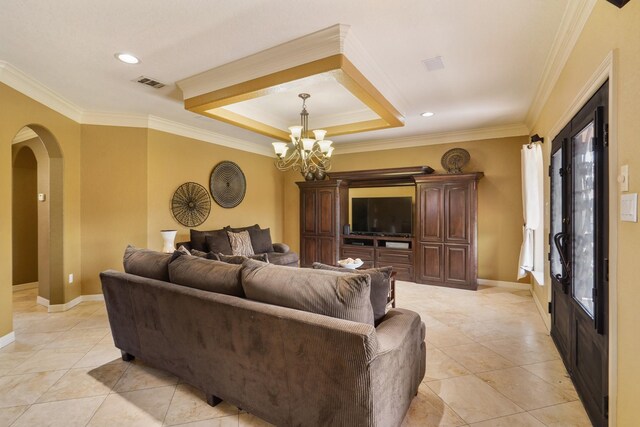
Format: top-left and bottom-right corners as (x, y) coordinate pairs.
(352, 197), (412, 236)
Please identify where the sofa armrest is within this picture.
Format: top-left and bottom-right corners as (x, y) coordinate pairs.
(370, 308), (426, 426)
(175, 241), (192, 251)
(272, 242), (290, 253)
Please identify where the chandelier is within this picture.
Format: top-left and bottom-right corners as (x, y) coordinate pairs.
(272, 93), (334, 181)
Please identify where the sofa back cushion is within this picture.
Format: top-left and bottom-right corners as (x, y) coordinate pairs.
(169, 254), (244, 297)
(241, 259), (374, 325)
(312, 263), (391, 324)
(123, 245), (172, 282)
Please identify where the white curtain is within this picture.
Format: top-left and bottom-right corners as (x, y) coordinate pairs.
(518, 143), (543, 279)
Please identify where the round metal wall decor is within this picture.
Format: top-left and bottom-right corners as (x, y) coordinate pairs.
(171, 182), (211, 227)
(441, 148), (471, 174)
(210, 161), (246, 208)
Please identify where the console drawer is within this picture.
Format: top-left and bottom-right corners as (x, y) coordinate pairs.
(376, 249), (413, 265)
(341, 246), (374, 262)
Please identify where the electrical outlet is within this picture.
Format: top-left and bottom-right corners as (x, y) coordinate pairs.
(68, 273), (74, 284)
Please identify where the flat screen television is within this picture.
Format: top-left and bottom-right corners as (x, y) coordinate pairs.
(351, 197), (413, 236)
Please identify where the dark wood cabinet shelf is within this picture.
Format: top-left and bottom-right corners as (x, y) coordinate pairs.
(297, 167), (482, 290)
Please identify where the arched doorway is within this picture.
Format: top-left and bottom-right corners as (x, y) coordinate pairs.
(11, 125), (64, 308)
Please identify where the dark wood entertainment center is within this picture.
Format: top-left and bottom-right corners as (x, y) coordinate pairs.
(297, 166), (483, 290)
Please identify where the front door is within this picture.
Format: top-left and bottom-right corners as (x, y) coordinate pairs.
(550, 80), (608, 427)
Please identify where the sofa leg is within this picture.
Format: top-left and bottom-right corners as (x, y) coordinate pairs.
(206, 394), (222, 407)
(121, 351), (135, 362)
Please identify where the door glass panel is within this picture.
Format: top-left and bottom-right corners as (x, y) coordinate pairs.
(550, 148), (563, 279)
(572, 121), (595, 317)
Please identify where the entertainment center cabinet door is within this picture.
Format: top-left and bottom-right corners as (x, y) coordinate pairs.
(418, 185), (444, 242)
(418, 243), (443, 283)
(445, 183), (471, 244)
(444, 244), (471, 286)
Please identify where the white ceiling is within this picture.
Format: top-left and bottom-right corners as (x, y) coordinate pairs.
(0, 0), (587, 152)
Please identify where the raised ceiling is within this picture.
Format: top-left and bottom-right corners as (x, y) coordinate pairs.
(0, 0), (593, 154)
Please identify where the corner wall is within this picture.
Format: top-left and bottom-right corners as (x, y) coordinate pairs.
(283, 135), (526, 283)
(0, 83), (82, 338)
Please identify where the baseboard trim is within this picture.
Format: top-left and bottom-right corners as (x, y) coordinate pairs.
(531, 288), (551, 331)
(37, 296), (49, 308)
(81, 294), (105, 302)
(0, 331), (16, 349)
(477, 278), (531, 290)
(12, 282), (38, 292)
(48, 295), (82, 313)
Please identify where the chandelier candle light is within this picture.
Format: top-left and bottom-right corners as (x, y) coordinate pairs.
(272, 93), (334, 181)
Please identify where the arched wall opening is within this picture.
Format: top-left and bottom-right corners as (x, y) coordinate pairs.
(11, 125), (64, 307)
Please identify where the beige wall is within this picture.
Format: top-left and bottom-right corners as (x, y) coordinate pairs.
(80, 125), (149, 295)
(146, 129), (284, 250)
(0, 83), (82, 338)
(11, 145), (38, 285)
(531, 1), (640, 422)
(283, 135), (526, 282)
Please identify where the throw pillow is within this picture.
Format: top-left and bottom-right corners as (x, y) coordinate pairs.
(249, 227), (273, 254)
(123, 245), (172, 282)
(168, 255), (244, 297)
(241, 259), (374, 325)
(227, 230), (254, 256)
(312, 262), (392, 325)
(190, 248), (209, 258)
(217, 253), (269, 264)
(204, 229), (233, 255)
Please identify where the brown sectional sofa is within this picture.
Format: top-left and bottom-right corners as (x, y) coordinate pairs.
(101, 247), (426, 426)
(177, 224), (299, 267)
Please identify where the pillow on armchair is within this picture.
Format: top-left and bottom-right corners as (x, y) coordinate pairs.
(249, 228), (273, 254)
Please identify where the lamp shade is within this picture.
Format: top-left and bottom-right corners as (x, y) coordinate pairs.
(318, 140), (333, 153)
(289, 126), (303, 139)
(313, 129), (327, 141)
(301, 138), (315, 151)
(272, 142), (288, 157)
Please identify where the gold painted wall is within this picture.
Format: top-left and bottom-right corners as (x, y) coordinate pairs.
(80, 125), (149, 295)
(146, 129), (284, 251)
(11, 145), (38, 285)
(530, 1), (640, 421)
(0, 83), (82, 338)
(283, 135), (526, 282)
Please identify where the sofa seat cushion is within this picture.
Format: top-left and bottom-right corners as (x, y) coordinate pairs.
(312, 263), (391, 324)
(169, 254), (244, 297)
(266, 251), (299, 266)
(241, 259), (374, 325)
(123, 245), (172, 282)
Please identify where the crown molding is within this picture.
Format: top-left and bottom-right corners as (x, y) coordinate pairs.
(81, 111), (149, 128)
(525, 0), (597, 129)
(335, 123), (529, 154)
(147, 116), (273, 157)
(0, 61), (83, 122)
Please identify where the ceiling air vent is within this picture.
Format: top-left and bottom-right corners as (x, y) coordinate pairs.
(135, 76), (165, 89)
(422, 56), (445, 72)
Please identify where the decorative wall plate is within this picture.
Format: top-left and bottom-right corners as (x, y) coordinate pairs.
(441, 148), (470, 174)
(171, 182), (211, 227)
(210, 161), (246, 208)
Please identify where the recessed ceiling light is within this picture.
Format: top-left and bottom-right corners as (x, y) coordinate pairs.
(421, 112), (435, 117)
(115, 53), (140, 64)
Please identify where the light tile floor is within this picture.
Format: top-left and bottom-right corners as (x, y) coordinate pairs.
(0, 284), (592, 426)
